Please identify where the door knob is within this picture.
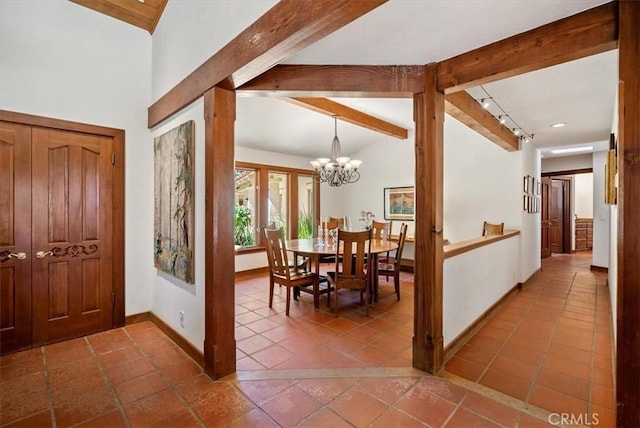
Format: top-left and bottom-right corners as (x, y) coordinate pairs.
(36, 250), (53, 259)
(7, 252), (27, 260)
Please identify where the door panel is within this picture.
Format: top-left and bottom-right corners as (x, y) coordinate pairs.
(0, 122), (32, 353)
(31, 127), (113, 345)
(541, 177), (551, 258)
(550, 179), (565, 253)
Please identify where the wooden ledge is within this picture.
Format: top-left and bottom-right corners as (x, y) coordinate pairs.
(444, 230), (520, 259)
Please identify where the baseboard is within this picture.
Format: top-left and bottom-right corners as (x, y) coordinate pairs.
(443, 283), (520, 363)
(235, 266), (269, 280)
(590, 265), (608, 273)
(521, 267), (541, 287)
(124, 311), (204, 367)
(125, 312), (151, 325)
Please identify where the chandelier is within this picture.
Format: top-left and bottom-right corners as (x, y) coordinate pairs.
(310, 115), (362, 187)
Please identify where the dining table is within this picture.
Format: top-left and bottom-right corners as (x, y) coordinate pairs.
(285, 237), (399, 306)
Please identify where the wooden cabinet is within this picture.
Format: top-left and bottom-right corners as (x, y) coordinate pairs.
(575, 218), (593, 251)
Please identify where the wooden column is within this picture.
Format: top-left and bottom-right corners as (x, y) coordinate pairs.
(617, 1), (640, 426)
(203, 87), (236, 378)
(412, 64), (445, 374)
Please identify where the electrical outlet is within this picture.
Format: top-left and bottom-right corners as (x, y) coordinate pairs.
(179, 311), (185, 328)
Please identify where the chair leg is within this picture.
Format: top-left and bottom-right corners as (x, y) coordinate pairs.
(334, 287), (339, 317)
(269, 279), (274, 308)
(394, 272), (400, 301)
(285, 286), (291, 316)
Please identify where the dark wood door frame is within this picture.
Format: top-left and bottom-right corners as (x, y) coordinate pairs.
(0, 110), (126, 329)
(550, 177), (573, 254)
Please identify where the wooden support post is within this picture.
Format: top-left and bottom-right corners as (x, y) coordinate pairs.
(203, 87), (236, 378)
(413, 64), (444, 374)
(617, 1), (640, 425)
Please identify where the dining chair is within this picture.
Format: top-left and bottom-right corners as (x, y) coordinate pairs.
(328, 217), (345, 229)
(378, 222), (408, 301)
(371, 220), (392, 262)
(326, 229), (372, 317)
(264, 227), (320, 315)
(482, 221), (504, 236)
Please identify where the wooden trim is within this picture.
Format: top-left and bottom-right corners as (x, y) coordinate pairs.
(238, 65), (425, 97)
(112, 128), (126, 328)
(444, 230), (521, 259)
(235, 266), (270, 280)
(0, 110), (126, 330)
(542, 168), (593, 177)
(412, 64), (445, 374)
(286, 98), (408, 139)
(150, 313), (204, 367)
(235, 246), (267, 255)
(290, 173), (299, 238)
(590, 265), (609, 273)
(148, 0), (388, 128)
(0, 110), (123, 137)
(437, 2), (618, 93)
(235, 161), (313, 176)
(444, 284), (520, 362)
(125, 312), (151, 325)
(617, 2), (640, 425)
(444, 91), (519, 151)
(204, 87), (237, 379)
(125, 311), (204, 367)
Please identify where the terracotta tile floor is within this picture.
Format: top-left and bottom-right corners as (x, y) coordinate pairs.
(0, 253), (615, 427)
(446, 252), (616, 427)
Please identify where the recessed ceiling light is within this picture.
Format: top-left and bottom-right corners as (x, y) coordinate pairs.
(550, 146), (593, 154)
(551, 122), (567, 128)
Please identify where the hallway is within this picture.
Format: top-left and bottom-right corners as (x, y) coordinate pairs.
(0, 253), (615, 427)
(446, 251), (615, 426)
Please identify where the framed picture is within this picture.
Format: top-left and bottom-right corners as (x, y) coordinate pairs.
(523, 195), (529, 211)
(154, 120), (195, 284)
(523, 175), (529, 194)
(384, 186), (415, 220)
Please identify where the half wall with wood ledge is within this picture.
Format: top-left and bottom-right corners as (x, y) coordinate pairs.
(442, 230), (521, 353)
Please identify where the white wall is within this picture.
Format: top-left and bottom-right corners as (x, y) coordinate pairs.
(0, 0), (153, 316)
(592, 151), (610, 268)
(444, 235), (520, 346)
(574, 173), (594, 218)
(541, 153), (592, 173)
(152, 1), (276, 102)
(519, 141), (542, 282)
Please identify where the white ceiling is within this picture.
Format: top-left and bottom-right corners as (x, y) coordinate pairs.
(235, 0), (618, 161)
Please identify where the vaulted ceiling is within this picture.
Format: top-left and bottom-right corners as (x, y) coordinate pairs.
(71, 0), (618, 160)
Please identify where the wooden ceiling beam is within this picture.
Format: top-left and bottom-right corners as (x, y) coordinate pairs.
(437, 2), (618, 93)
(147, 0), (387, 128)
(238, 65), (425, 97)
(71, 0), (168, 34)
(286, 98), (408, 139)
(444, 92), (519, 151)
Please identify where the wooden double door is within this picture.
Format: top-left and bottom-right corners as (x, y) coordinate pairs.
(1, 120), (116, 354)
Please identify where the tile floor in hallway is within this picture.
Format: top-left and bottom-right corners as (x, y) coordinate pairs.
(0, 253), (615, 427)
(446, 252), (616, 427)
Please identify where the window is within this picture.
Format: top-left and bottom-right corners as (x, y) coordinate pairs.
(234, 162), (319, 252)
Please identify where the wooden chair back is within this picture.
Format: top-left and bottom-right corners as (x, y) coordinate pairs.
(371, 220), (391, 240)
(264, 228), (291, 279)
(328, 217), (345, 229)
(335, 229), (372, 288)
(393, 223), (409, 264)
(324, 219), (340, 230)
(482, 221), (504, 237)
